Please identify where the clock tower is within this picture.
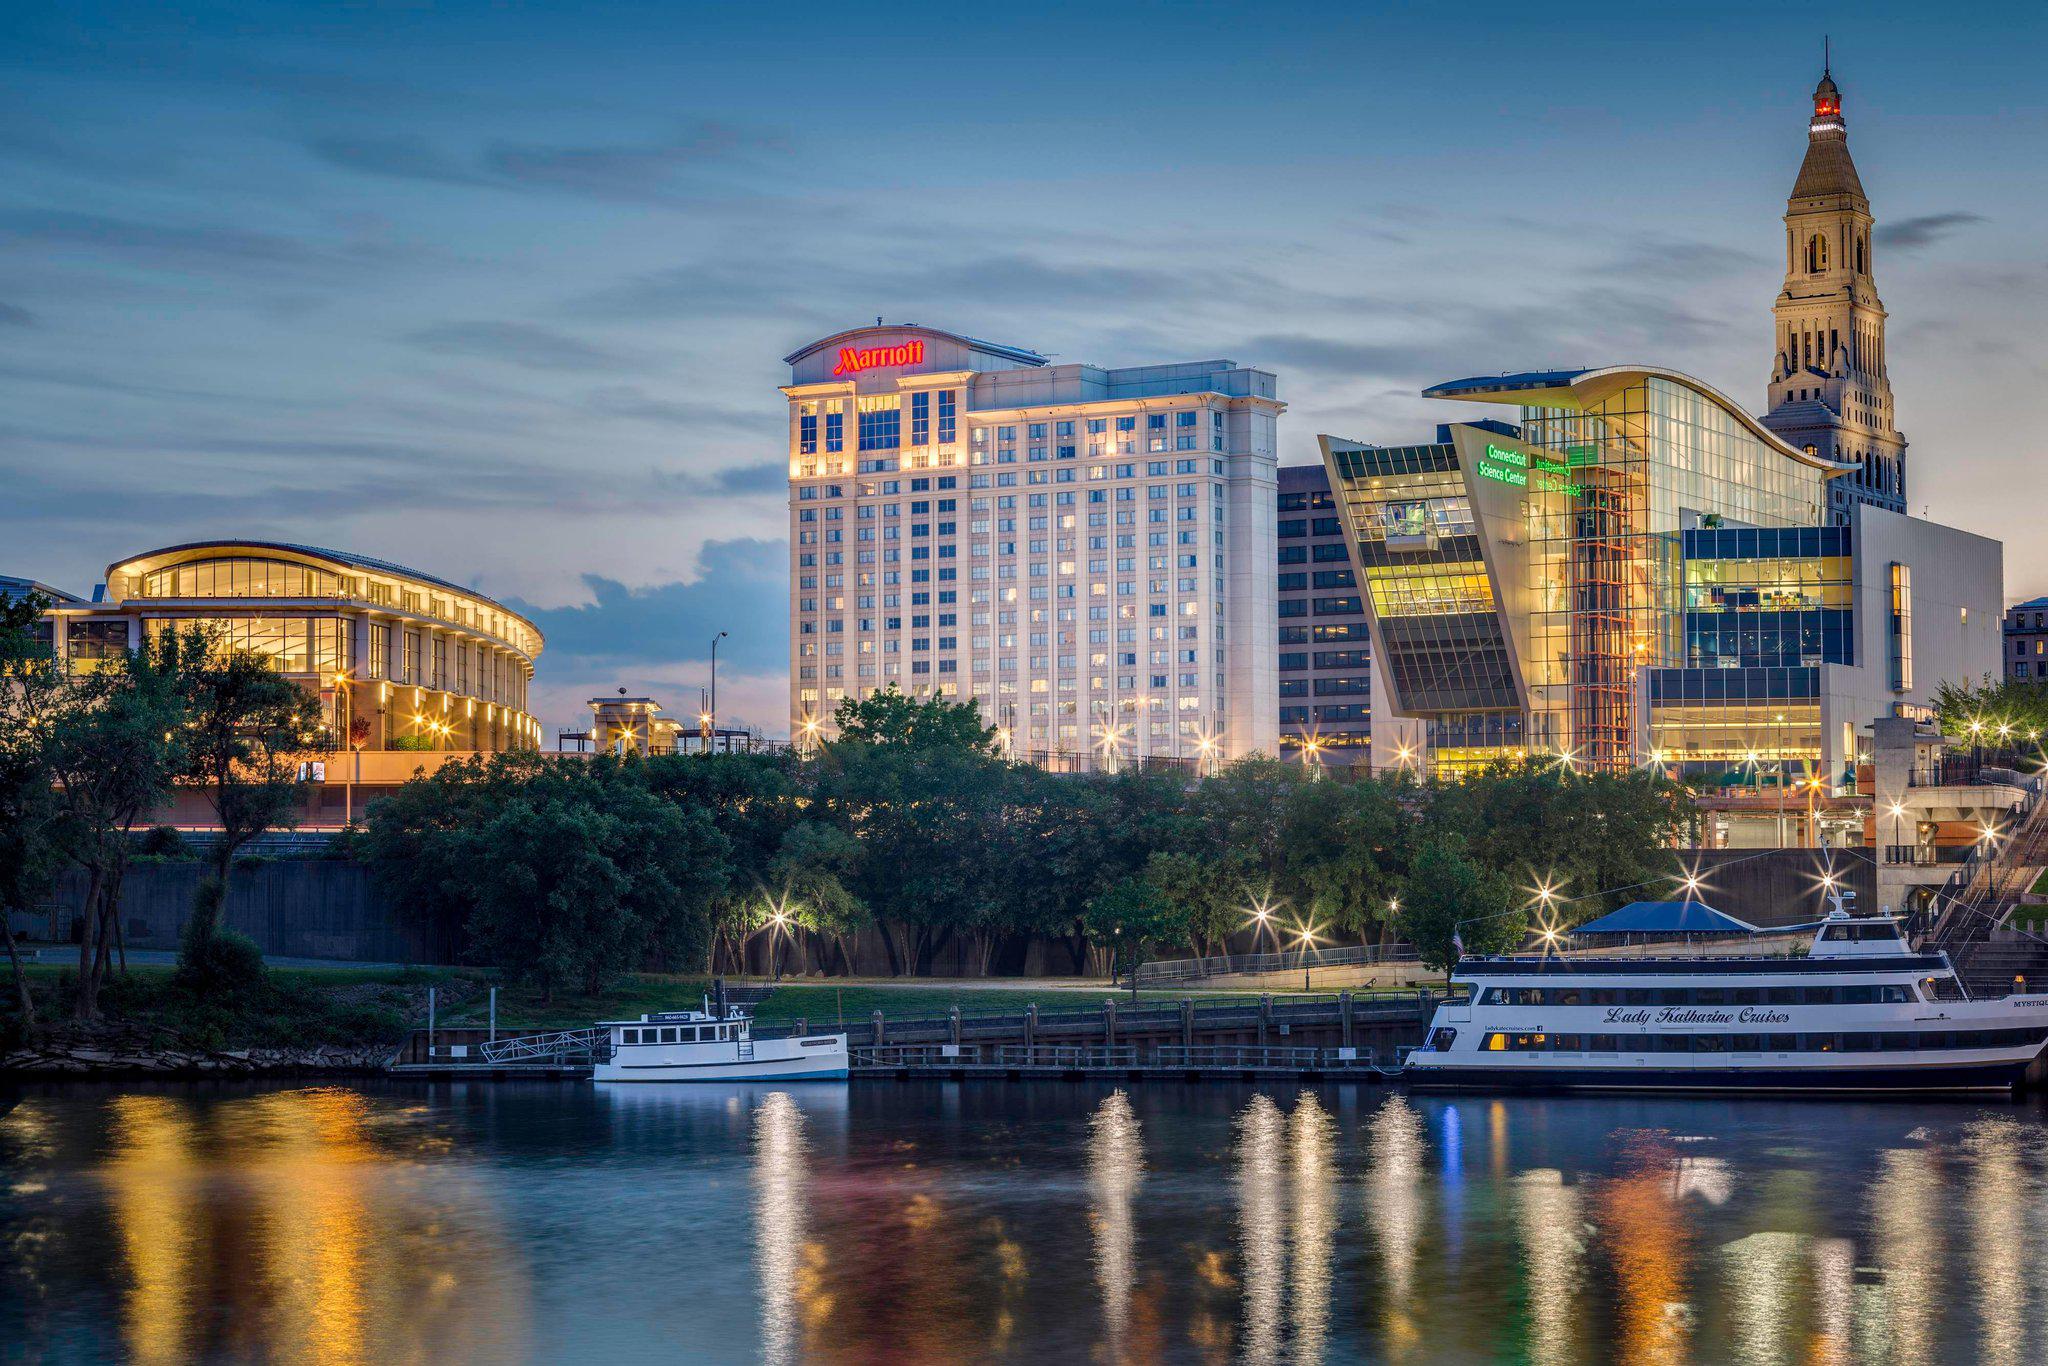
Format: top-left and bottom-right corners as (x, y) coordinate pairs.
(1761, 67), (1908, 520)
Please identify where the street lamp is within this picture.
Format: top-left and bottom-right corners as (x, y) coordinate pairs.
(706, 630), (729, 753)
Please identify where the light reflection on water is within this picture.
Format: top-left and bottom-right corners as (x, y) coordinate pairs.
(9, 1082), (2048, 1361)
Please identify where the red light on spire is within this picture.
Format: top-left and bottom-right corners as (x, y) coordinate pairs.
(1814, 92), (1840, 120)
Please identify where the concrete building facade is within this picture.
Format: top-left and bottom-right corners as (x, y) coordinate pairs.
(783, 324), (1281, 769)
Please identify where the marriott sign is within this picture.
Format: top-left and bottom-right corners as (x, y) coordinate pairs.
(831, 339), (925, 376)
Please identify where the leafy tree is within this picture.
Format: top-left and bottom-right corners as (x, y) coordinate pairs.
(830, 684), (998, 754)
(1084, 876), (1187, 983)
(363, 754), (730, 997)
(176, 631), (323, 957)
(44, 630), (190, 1020)
(0, 591), (61, 1028)
(1399, 837), (1521, 974)
(1140, 850), (1245, 961)
(1931, 675), (2048, 763)
(764, 820), (867, 974)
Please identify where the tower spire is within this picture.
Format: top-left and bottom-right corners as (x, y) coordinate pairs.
(1762, 61), (1906, 521)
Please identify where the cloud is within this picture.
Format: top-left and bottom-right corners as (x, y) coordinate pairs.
(403, 320), (629, 372)
(0, 302), (33, 326)
(308, 122), (780, 204)
(1875, 212), (1988, 252)
(0, 207), (422, 277)
(510, 538), (787, 672)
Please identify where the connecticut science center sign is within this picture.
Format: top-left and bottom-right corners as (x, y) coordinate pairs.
(832, 340), (925, 376)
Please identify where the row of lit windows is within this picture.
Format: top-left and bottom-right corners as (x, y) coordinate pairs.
(1477, 1028), (2046, 1054)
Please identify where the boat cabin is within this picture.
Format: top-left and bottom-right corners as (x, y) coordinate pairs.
(602, 1004), (752, 1048)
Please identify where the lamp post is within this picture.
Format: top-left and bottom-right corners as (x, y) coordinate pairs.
(707, 630), (728, 754)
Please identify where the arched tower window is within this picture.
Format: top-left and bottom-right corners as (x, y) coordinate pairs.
(1854, 234), (1867, 274)
(1805, 233), (1829, 273)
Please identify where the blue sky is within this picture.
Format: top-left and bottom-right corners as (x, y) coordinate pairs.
(4, 1), (2044, 737)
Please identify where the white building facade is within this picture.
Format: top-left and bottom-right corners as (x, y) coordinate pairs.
(783, 324), (1281, 769)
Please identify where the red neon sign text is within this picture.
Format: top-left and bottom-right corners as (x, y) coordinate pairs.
(831, 340), (925, 376)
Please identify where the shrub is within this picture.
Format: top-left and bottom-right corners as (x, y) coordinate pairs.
(139, 825), (190, 858)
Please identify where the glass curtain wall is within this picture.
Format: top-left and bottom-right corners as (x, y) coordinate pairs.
(1518, 377), (1830, 772)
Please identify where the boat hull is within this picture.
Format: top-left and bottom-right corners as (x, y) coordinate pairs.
(1405, 1057), (2033, 1094)
(593, 1035), (850, 1083)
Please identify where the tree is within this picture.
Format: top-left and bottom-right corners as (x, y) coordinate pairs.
(1399, 837), (1521, 974)
(175, 632), (323, 961)
(764, 820), (867, 975)
(830, 684), (998, 754)
(44, 630), (190, 1020)
(1084, 877), (1187, 984)
(0, 591), (61, 1028)
(364, 754), (730, 998)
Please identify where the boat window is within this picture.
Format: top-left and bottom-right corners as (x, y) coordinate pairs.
(1624, 989), (1652, 1006)
(1590, 989), (1617, 1006)
(1843, 1033), (1881, 1052)
(625, 1029), (641, 1044)
(1768, 1033), (1798, 1051)
(1655, 1035), (1690, 1053)
(660, 1028), (678, 1043)
(1484, 1033), (1509, 1051)
(1812, 1033), (1838, 1052)
(1731, 1035), (1762, 1051)
(1880, 985), (1910, 1004)
(1554, 988), (1583, 1007)
(1841, 985), (1878, 1005)
(1589, 1035), (1619, 1052)
(1820, 926), (1850, 941)
(1729, 989), (1761, 1005)
(1799, 986), (1837, 1005)
(1428, 1027), (1458, 1051)
(1695, 988), (1727, 1006)
(1766, 987), (1799, 1005)
(1879, 1032), (1911, 1050)
(1694, 1033), (1727, 1052)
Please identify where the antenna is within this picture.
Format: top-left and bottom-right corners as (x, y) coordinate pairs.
(1823, 35), (1830, 76)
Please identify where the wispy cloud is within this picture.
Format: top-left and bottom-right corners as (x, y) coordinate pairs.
(1875, 212), (1989, 252)
(0, 302), (37, 326)
(308, 121), (782, 205)
(403, 320), (630, 372)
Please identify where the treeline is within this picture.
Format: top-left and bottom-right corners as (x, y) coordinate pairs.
(358, 689), (1698, 997)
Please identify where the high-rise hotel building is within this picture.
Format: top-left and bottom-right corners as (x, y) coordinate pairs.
(783, 324), (1281, 768)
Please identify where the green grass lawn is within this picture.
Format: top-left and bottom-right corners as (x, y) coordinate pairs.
(2031, 870), (2048, 896)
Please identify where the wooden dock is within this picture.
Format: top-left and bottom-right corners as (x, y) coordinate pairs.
(389, 989), (1441, 1082)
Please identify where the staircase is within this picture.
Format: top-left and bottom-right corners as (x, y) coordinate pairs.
(1930, 787), (2048, 996)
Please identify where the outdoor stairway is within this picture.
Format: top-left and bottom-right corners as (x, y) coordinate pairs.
(1933, 783), (2048, 996)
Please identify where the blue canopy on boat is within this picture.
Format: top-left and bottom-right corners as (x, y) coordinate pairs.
(1571, 901), (1758, 936)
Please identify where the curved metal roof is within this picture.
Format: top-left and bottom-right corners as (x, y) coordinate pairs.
(1423, 365), (1854, 473)
(107, 540), (540, 641)
(782, 324), (1047, 369)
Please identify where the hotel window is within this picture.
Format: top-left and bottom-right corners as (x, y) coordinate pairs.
(937, 390), (956, 443)
(403, 630), (422, 683)
(432, 637), (447, 689)
(799, 410), (817, 455)
(369, 623), (390, 680)
(825, 411), (844, 453)
(910, 391), (930, 445)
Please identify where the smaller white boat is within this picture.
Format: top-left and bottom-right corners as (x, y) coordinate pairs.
(592, 997), (848, 1083)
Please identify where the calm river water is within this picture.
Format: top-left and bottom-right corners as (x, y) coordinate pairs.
(5, 1079), (2048, 1362)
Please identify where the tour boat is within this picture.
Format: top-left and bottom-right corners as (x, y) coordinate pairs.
(1407, 908), (2048, 1093)
(592, 999), (848, 1083)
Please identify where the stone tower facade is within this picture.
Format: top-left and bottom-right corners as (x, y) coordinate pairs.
(1761, 69), (1908, 520)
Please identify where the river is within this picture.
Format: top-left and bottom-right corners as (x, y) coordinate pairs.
(4, 1079), (2048, 1362)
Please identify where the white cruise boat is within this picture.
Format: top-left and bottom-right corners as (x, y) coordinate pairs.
(592, 998), (848, 1083)
(1408, 909), (2048, 1093)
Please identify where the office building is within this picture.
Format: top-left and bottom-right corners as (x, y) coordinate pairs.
(2005, 597), (2048, 679)
(1276, 464), (1369, 767)
(783, 324), (1281, 769)
(1322, 366), (1999, 785)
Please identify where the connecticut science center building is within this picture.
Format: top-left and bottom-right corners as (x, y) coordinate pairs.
(1321, 367), (1998, 784)
(783, 324), (1282, 768)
